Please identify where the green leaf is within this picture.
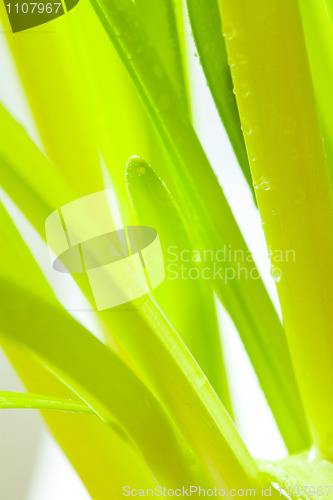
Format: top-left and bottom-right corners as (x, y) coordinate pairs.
(186, 0), (255, 198)
(0, 2), (103, 196)
(0, 104), (119, 348)
(219, 0), (333, 458)
(0, 108), (256, 486)
(0, 277), (213, 488)
(126, 156), (232, 413)
(136, 0), (188, 109)
(0, 205), (157, 498)
(299, 0), (333, 190)
(1, 337), (158, 499)
(0, 104), (78, 235)
(0, 391), (94, 413)
(87, 0), (310, 453)
(258, 451), (333, 500)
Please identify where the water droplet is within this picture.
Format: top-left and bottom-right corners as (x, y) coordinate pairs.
(241, 88), (250, 98)
(228, 56), (236, 68)
(194, 52), (198, 57)
(270, 266), (282, 282)
(229, 53), (247, 67)
(223, 25), (235, 40)
(241, 120), (253, 136)
(234, 85), (250, 98)
(260, 177), (271, 191)
(137, 167), (146, 176)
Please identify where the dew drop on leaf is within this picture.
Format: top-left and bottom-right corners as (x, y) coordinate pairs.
(241, 120), (253, 136)
(239, 85), (250, 98)
(228, 56), (236, 68)
(233, 85), (250, 98)
(260, 178), (271, 191)
(222, 25), (235, 40)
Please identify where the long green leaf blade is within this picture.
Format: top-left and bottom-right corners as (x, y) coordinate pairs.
(136, 0), (188, 108)
(0, 204), (157, 498)
(186, 0), (254, 198)
(219, 0), (332, 457)
(1, 336), (157, 499)
(0, 2), (103, 196)
(298, 0), (333, 190)
(0, 391), (94, 413)
(126, 156), (232, 412)
(0, 277), (212, 488)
